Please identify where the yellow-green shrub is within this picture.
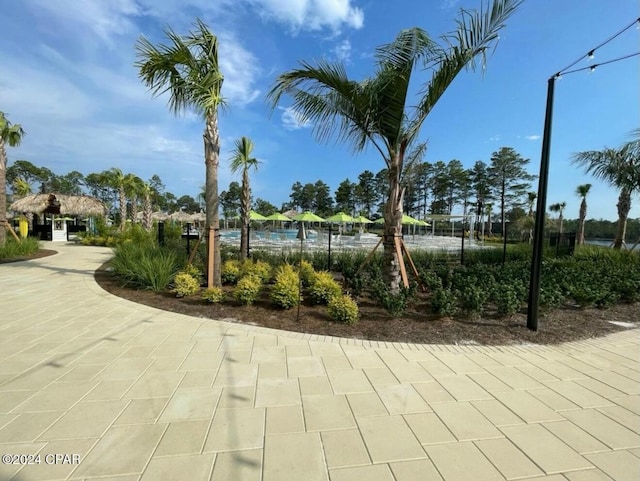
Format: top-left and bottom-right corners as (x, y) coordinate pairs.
(241, 259), (272, 283)
(328, 294), (359, 325)
(234, 275), (262, 305)
(309, 271), (342, 305)
(221, 260), (241, 285)
(202, 286), (225, 303)
(271, 264), (300, 309)
(298, 260), (315, 287)
(183, 263), (203, 282)
(172, 273), (200, 297)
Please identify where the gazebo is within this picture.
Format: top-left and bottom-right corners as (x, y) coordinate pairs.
(9, 193), (107, 241)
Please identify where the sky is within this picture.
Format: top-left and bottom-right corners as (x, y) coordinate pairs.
(0, 0), (638, 221)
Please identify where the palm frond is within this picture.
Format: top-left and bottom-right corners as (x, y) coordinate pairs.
(407, 0), (522, 142)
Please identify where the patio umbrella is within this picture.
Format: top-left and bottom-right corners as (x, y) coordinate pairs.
(323, 212), (354, 270)
(264, 212), (290, 221)
(352, 215), (372, 224)
(373, 217), (385, 225)
(292, 211), (325, 222)
(324, 212), (354, 223)
(402, 214), (419, 225)
(249, 210), (267, 221)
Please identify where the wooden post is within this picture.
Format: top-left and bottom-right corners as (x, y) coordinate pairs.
(400, 239), (426, 292)
(1, 221), (20, 242)
(393, 235), (409, 288)
(207, 226), (215, 288)
(354, 237), (383, 278)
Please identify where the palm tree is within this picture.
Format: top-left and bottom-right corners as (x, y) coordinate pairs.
(575, 183), (591, 245)
(104, 168), (128, 231)
(124, 174), (144, 225)
(268, 0), (521, 291)
(0, 112), (25, 246)
(136, 18), (225, 286)
(573, 132), (640, 249)
(526, 191), (536, 243)
(230, 137), (260, 260)
(549, 202), (566, 234)
(141, 182), (154, 232)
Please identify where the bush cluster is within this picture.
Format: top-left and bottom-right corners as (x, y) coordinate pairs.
(328, 295), (360, 325)
(234, 275), (262, 305)
(309, 271), (342, 305)
(202, 286), (225, 303)
(221, 260), (241, 285)
(172, 272), (200, 297)
(110, 242), (179, 291)
(0, 237), (40, 259)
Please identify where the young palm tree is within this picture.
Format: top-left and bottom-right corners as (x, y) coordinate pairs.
(124, 174), (144, 225)
(104, 168), (129, 232)
(549, 202), (566, 234)
(268, 0), (521, 291)
(230, 137), (260, 260)
(575, 183), (591, 245)
(573, 132), (640, 249)
(136, 18), (225, 286)
(0, 112), (25, 246)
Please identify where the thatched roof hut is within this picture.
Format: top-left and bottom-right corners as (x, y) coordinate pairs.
(169, 211), (192, 222)
(9, 193), (107, 217)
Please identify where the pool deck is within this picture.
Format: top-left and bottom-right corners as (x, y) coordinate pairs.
(0, 243), (638, 481)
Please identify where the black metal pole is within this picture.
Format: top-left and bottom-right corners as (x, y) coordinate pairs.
(527, 76), (556, 332)
(327, 224), (332, 271)
(247, 223), (250, 259)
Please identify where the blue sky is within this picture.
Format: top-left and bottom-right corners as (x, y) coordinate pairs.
(1, 0), (638, 221)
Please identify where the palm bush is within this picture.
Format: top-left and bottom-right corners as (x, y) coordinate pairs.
(110, 243), (179, 291)
(0, 236), (39, 259)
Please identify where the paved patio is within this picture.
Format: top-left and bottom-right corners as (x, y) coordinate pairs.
(0, 243), (638, 481)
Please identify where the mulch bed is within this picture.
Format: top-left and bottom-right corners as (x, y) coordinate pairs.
(94, 266), (639, 346)
(0, 249), (57, 264)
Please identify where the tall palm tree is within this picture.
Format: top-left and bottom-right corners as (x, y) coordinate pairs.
(136, 18), (225, 286)
(141, 181), (154, 232)
(230, 137), (260, 260)
(575, 183), (591, 245)
(0, 112), (25, 246)
(268, 0), (521, 291)
(573, 132), (640, 249)
(549, 202), (566, 234)
(104, 168), (128, 231)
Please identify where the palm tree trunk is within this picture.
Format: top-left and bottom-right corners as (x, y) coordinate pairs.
(0, 138), (7, 246)
(131, 195), (139, 225)
(559, 212), (564, 235)
(614, 188), (631, 249)
(239, 169), (250, 260)
(383, 156), (404, 293)
(119, 187), (126, 231)
(578, 199), (587, 245)
(205, 113), (222, 286)
(143, 193), (152, 231)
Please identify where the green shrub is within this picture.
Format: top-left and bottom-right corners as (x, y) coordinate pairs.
(182, 263), (203, 283)
(298, 260), (316, 287)
(370, 281), (417, 317)
(430, 287), (458, 317)
(221, 260), (241, 285)
(419, 269), (443, 291)
(241, 259), (272, 283)
(327, 294), (360, 325)
(309, 271), (342, 305)
(271, 264), (300, 309)
(0, 237), (40, 259)
(458, 284), (489, 316)
(172, 273), (200, 297)
(110, 243), (179, 291)
(492, 284), (521, 317)
(202, 286), (225, 303)
(234, 275), (262, 305)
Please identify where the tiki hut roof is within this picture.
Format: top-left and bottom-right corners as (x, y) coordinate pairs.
(169, 211), (192, 222)
(9, 193), (107, 216)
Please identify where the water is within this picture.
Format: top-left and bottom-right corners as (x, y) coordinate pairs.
(220, 229), (317, 241)
(584, 239), (615, 247)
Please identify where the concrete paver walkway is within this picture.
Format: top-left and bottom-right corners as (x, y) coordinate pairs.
(0, 243), (639, 481)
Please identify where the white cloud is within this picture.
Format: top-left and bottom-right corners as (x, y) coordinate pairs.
(440, 0), (460, 9)
(488, 134), (501, 142)
(525, 135), (541, 140)
(218, 33), (262, 106)
(333, 39), (352, 63)
(279, 106), (312, 130)
(248, 0), (364, 32)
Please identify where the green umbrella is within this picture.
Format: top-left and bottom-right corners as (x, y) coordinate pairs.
(264, 212), (291, 221)
(373, 217), (385, 224)
(352, 215), (372, 224)
(249, 210), (267, 221)
(292, 211), (326, 222)
(325, 212), (354, 223)
(402, 214), (419, 225)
